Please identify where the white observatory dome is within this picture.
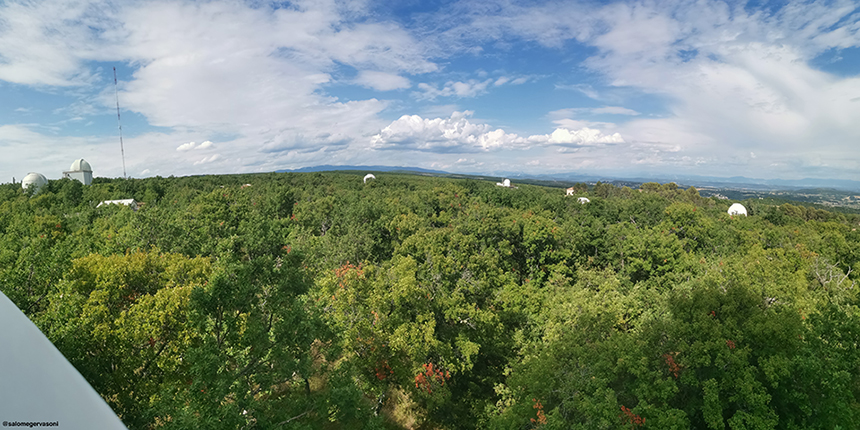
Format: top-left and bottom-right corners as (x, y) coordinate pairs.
(69, 159), (92, 172)
(64, 159), (93, 185)
(22, 172), (48, 194)
(364, 173), (376, 183)
(728, 203), (748, 216)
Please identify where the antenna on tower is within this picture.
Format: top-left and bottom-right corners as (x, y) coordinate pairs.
(113, 67), (127, 179)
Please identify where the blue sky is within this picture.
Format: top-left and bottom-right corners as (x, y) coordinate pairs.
(1, 0), (859, 181)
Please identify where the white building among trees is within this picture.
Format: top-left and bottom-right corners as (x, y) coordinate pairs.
(63, 159), (93, 185)
(21, 172), (48, 194)
(728, 203), (748, 216)
(97, 199), (139, 211)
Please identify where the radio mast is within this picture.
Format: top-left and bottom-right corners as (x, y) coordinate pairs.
(113, 67), (127, 178)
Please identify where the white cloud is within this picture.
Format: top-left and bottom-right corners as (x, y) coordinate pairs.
(591, 106), (640, 115)
(433, 0), (860, 178)
(455, 158), (484, 167)
(528, 127), (624, 146)
(193, 154), (221, 165)
(0, 0), (436, 176)
(176, 142), (195, 152)
(370, 111), (528, 152)
(2, 0), (860, 180)
(416, 74), (538, 100)
(176, 140), (214, 151)
(354, 71), (411, 91)
(0, 124), (131, 178)
(494, 75), (535, 86)
(415, 79), (493, 100)
(509, 76), (530, 85)
(0, 1), (107, 87)
(371, 111), (626, 153)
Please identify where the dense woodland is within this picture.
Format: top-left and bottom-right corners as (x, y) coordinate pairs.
(1, 172), (859, 429)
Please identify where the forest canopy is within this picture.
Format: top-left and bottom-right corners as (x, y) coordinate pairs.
(2, 172), (859, 429)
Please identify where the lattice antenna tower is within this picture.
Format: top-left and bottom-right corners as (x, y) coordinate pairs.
(113, 67), (127, 178)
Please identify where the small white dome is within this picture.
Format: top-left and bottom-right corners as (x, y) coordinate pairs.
(22, 172), (48, 193)
(578, 197), (590, 204)
(69, 159), (92, 172)
(363, 174), (376, 183)
(728, 203), (747, 216)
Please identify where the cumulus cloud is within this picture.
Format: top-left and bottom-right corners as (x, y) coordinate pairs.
(0, 0), (435, 176)
(176, 141), (214, 151)
(2, 0), (860, 180)
(370, 111), (528, 152)
(528, 127), (624, 147)
(428, 0), (860, 178)
(455, 158), (484, 167)
(371, 111), (626, 153)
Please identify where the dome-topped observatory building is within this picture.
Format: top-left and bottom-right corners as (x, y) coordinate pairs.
(21, 172), (48, 194)
(63, 159), (93, 185)
(728, 203), (748, 216)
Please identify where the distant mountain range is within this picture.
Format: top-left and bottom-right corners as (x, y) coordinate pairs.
(277, 165), (860, 193)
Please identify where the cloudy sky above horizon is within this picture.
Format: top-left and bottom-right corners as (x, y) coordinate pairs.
(1, 0), (859, 181)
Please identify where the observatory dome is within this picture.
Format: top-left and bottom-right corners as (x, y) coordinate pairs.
(728, 203), (748, 216)
(22, 172), (48, 194)
(69, 159), (92, 172)
(64, 158), (93, 185)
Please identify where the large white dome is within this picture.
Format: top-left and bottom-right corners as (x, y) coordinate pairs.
(728, 203), (748, 216)
(69, 159), (92, 172)
(22, 172), (48, 193)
